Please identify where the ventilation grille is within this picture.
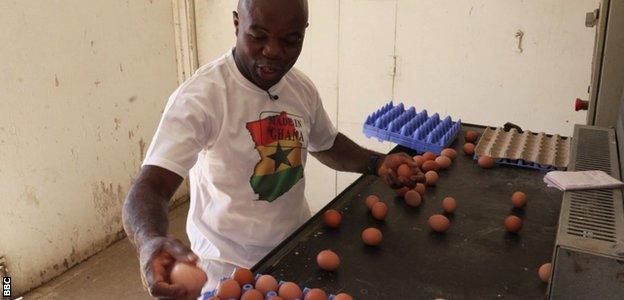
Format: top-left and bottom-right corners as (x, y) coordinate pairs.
(556, 125), (623, 256)
(574, 129), (612, 174)
(567, 189), (616, 242)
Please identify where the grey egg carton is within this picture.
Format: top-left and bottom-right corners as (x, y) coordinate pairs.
(474, 127), (571, 170)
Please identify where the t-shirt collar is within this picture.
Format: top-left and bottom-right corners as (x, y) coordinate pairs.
(226, 48), (286, 96)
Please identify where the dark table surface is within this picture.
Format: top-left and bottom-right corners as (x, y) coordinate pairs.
(253, 125), (563, 300)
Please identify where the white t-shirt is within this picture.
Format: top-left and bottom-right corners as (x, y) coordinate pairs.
(142, 50), (338, 268)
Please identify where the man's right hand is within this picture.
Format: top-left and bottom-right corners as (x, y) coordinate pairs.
(377, 152), (425, 189)
(138, 235), (199, 299)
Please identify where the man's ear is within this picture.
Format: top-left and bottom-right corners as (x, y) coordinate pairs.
(233, 11), (240, 36)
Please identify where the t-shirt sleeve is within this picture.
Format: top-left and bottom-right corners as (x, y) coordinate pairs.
(308, 90), (338, 152)
(142, 82), (217, 178)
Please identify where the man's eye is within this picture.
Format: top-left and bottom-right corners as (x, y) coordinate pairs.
(249, 33), (266, 41)
(285, 36), (302, 45)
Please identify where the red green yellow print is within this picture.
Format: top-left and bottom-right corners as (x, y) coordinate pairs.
(246, 111), (306, 202)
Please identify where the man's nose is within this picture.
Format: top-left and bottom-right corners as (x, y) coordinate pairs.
(262, 39), (283, 60)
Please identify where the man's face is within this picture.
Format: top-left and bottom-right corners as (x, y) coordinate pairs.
(233, 0), (308, 90)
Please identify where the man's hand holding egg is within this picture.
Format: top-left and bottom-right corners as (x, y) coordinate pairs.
(377, 153), (425, 189)
(138, 236), (205, 300)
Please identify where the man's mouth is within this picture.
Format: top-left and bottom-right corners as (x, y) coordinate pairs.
(256, 65), (282, 80)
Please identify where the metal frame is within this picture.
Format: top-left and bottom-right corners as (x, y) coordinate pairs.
(549, 124), (624, 299)
(587, 0), (624, 127)
(587, 0), (609, 125)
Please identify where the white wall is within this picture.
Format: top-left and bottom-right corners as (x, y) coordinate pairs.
(195, 0), (596, 212)
(393, 0), (594, 134)
(336, 0), (399, 193)
(0, 0), (182, 295)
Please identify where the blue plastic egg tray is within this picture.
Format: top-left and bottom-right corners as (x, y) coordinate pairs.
(203, 275), (345, 299)
(363, 101), (462, 154)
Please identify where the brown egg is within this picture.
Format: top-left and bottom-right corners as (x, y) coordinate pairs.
(362, 227), (383, 246)
(415, 183), (426, 195)
(169, 262), (207, 298)
(435, 156), (452, 169)
(316, 249), (340, 271)
(463, 143), (475, 155)
(478, 155), (495, 169)
(422, 151), (437, 161)
(425, 171), (439, 186)
(422, 160), (440, 172)
(395, 187), (410, 197)
(512, 191), (528, 208)
(371, 202), (388, 220)
(428, 214), (451, 233)
(278, 282), (303, 300)
(465, 130), (479, 142)
(413, 155), (425, 167)
(441, 148), (457, 160)
(397, 163), (412, 178)
(242, 289), (264, 300)
(365, 195), (380, 209)
(304, 288), (328, 300)
(268, 297), (284, 300)
(538, 263), (552, 283)
(255, 274), (278, 294)
(323, 209), (342, 228)
(334, 293), (354, 300)
(505, 215), (523, 233)
(233, 268), (255, 286)
(404, 190), (422, 207)
(442, 197), (457, 213)
(217, 279), (242, 299)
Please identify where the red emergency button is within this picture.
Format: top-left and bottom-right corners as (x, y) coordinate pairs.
(575, 98), (589, 111)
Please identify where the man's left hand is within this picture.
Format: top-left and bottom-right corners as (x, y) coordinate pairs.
(377, 153), (425, 189)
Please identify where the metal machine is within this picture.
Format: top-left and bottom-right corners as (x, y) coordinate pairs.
(584, 0), (624, 127)
(549, 87), (624, 299)
(550, 0), (624, 296)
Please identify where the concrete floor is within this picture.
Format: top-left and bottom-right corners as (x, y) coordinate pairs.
(24, 202), (190, 300)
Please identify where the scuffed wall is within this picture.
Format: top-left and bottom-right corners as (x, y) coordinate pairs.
(0, 0), (184, 295)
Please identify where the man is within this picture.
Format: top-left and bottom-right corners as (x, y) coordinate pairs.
(122, 0), (423, 298)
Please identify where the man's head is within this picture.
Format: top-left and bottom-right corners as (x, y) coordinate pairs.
(233, 0), (308, 91)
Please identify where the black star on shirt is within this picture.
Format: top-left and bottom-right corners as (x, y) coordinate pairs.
(268, 142), (293, 172)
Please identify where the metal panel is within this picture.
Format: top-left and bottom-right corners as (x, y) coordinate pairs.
(555, 125), (623, 255)
(587, 0), (609, 125)
(550, 247), (624, 300)
(617, 88), (624, 179)
(550, 124), (624, 299)
(572, 128), (613, 174)
(588, 0), (624, 127)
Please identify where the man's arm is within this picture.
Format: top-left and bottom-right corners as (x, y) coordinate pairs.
(123, 165), (181, 249)
(122, 165), (198, 298)
(310, 133), (380, 173)
(311, 132), (424, 188)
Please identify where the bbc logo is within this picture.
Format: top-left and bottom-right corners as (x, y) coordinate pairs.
(2, 277), (10, 298)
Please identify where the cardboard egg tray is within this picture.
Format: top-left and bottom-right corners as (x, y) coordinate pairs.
(474, 127), (571, 171)
(202, 274), (344, 299)
(363, 101), (462, 154)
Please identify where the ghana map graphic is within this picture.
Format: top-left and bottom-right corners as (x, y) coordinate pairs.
(246, 111), (307, 202)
